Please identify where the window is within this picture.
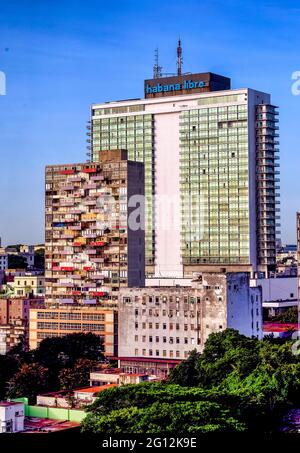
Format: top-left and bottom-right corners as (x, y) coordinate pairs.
(149, 336), (153, 342)
(176, 337), (180, 344)
(169, 337), (174, 344)
(163, 323), (166, 330)
(149, 349), (153, 356)
(135, 348), (138, 356)
(156, 336), (159, 343)
(135, 335), (138, 342)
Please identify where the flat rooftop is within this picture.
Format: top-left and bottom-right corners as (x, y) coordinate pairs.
(75, 384), (118, 393)
(0, 401), (23, 407)
(23, 417), (79, 433)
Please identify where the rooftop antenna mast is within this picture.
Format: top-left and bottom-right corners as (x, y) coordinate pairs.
(153, 48), (163, 79)
(177, 35), (182, 76)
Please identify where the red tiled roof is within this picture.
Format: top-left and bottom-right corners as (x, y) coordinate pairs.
(74, 384), (117, 394)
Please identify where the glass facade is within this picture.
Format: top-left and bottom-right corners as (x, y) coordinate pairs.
(91, 113), (155, 266)
(180, 104), (250, 264)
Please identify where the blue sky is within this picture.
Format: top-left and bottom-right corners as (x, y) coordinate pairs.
(0, 0), (299, 245)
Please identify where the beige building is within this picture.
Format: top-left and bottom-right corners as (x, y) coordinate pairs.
(11, 275), (44, 297)
(29, 305), (117, 355)
(118, 272), (262, 363)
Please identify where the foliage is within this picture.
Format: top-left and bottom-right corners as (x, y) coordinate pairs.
(59, 358), (98, 390)
(33, 332), (104, 370)
(81, 383), (246, 433)
(0, 355), (19, 399)
(7, 363), (49, 404)
(7, 254), (27, 269)
(0, 332), (104, 402)
(34, 249), (45, 269)
(83, 329), (300, 434)
(272, 307), (298, 324)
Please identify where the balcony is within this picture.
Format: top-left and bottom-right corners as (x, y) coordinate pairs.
(83, 168), (97, 174)
(60, 170), (75, 175)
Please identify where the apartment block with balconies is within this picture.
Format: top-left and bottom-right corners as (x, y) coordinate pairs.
(44, 149), (145, 309)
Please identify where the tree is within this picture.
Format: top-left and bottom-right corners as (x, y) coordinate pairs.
(0, 355), (19, 400)
(33, 332), (104, 370)
(59, 358), (98, 390)
(7, 254), (27, 269)
(168, 349), (200, 386)
(168, 329), (300, 432)
(32, 332), (104, 390)
(272, 307), (298, 324)
(81, 383), (246, 433)
(7, 363), (49, 404)
(34, 249), (45, 270)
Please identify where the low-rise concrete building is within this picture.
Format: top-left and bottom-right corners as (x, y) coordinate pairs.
(251, 276), (298, 318)
(89, 368), (149, 386)
(0, 297), (44, 354)
(0, 401), (24, 433)
(118, 272), (262, 365)
(29, 305), (117, 355)
(11, 275), (44, 297)
(0, 254), (8, 271)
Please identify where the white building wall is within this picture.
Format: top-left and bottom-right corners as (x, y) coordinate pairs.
(253, 276), (298, 302)
(0, 403), (24, 433)
(247, 89), (270, 275)
(154, 112), (182, 278)
(93, 88), (273, 277)
(227, 273), (263, 339)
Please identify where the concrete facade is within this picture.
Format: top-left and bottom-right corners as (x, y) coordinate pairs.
(0, 254), (8, 271)
(29, 305), (117, 355)
(11, 275), (45, 297)
(252, 276), (298, 317)
(0, 402), (24, 433)
(45, 149), (145, 307)
(118, 272), (262, 361)
(91, 85), (280, 278)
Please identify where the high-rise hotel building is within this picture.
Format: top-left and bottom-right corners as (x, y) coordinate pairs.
(89, 72), (280, 278)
